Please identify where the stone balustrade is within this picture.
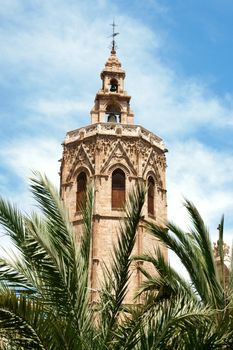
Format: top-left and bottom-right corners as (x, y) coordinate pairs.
(65, 123), (165, 150)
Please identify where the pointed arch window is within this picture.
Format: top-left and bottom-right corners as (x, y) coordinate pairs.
(148, 176), (155, 216)
(76, 172), (87, 211)
(112, 169), (125, 209)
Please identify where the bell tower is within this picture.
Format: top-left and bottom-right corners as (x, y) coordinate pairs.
(90, 46), (134, 125)
(60, 39), (168, 303)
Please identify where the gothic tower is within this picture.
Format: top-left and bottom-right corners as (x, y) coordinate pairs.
(60, 45), (167, 303)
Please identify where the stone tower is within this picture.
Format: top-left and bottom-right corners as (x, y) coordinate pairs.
(60, 46), (167, 303)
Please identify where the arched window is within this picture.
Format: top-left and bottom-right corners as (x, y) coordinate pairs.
(106, 104), (121, 123)
(148, 176), (155, 216)
(110, 78), (118, 92)
(76, 172), (87, 211)
(112, 169), (125, 209)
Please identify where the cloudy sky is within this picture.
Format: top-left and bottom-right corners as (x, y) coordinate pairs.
(0, 0), (233, 271)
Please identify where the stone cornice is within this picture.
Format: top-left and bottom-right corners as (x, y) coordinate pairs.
(94, 91), (131, 100)
(64, 123), (166, 151)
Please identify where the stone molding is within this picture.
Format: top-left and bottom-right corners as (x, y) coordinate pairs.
(65, 123), (165, 151)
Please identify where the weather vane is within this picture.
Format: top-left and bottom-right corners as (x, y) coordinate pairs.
(110, 20), (119, 53)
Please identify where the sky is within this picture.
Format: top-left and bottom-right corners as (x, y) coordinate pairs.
(0, 0), (233, 274)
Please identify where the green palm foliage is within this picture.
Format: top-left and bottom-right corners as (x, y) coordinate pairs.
(0, 173), (147, 349)
(0, 175), (232, 349)
(144, 200), (233, 308)
(136, 199), (233, 348)
(0, 172), (95, 349)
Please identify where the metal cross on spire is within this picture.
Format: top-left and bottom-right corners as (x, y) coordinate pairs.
(110, 20), (119, 53)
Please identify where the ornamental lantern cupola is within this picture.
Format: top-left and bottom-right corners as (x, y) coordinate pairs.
(90, 45), (134, 124)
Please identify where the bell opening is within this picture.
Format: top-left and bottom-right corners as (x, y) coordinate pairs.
(108, 113), (117, 123)
(109, 78), (118, 92)
(106, 103), (121, 123)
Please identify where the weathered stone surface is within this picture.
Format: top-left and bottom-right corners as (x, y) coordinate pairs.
(60, 50), (168, 303)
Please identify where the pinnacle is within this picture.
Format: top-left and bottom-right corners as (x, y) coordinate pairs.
(104, 50), (122, 70)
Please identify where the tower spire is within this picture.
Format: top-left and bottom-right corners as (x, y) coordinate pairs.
(90, 31), (134, 125)
(110, 20), (119, 54)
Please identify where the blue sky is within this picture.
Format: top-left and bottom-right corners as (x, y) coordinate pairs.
(0, 0), (233, 271)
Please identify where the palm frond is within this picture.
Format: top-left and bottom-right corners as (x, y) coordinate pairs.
(29, 175), (95, 338)
(137, 293), (213, 350)
(148, 200), (224, 309)
(1, 170), (232, 349)
(0, 286), (77, 350)
(100, 182), (146, 346)
(29, 171), (76, 268)
(0, 257), (35, 292)
(24, 214), (73, 313)
(0, 173), (97, 348)
(0, 292), (46, 350)
(217, 215), (225, 269)
(80, 184), (94, 275)
(133, 247), (194, 300)
(184, 199), (223, 308)
(0, 197), (26, 254)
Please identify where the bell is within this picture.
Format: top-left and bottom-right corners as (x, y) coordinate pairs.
(107, 113), (117, 122)
(110, 84), (117, 92)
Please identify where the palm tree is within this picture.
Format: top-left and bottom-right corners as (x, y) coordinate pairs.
(0, 172), (147, 349)
(135, 199), (233, 348)
(0, 174), (231, 349)
(0, 172), (95, 349)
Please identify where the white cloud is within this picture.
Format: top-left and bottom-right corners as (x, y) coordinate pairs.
(0, 138), (60, 187)
(127, 63), (233, 137)
(167, 140), (233, 238)
(2, 0), (233, 139)
(34, 99), (91, 117)
(0, 0), (232, 276)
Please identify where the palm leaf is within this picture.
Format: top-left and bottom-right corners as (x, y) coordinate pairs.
(100, 182), (146, 346)
(0, 291), (46, 350)
(133, 247), (194, 300)
(147, 200), (224, 308)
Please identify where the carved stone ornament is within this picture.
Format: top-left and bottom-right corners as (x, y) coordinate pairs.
(142, 149), (163, 188)
(66, 143), (95, 182)
(100, 139), (137, 175)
